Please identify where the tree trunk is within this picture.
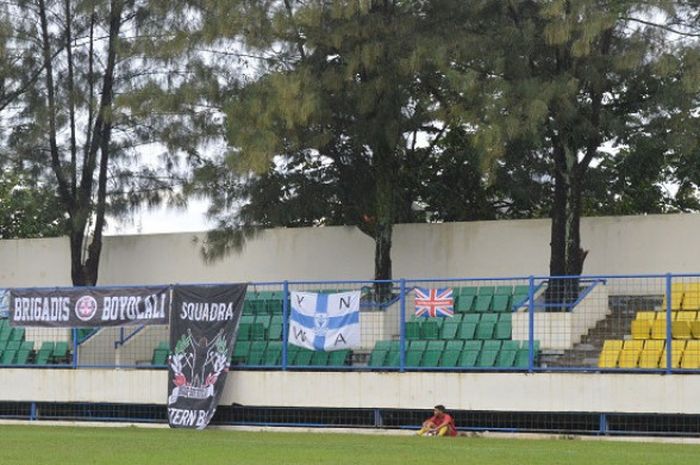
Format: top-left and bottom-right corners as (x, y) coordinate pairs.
(547, 142), (585, 304)
(373, 147), (394, 303)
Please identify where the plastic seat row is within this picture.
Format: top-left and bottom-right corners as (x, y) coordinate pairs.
(237, 315), (285, 341)
(669, 282), (700, 310)
(0, 340), (69, 365)
(631, 314), (700, 340)
(368, 339), (540, 369)
(599, 339), (700, 369)
(406, 315), (512, 340)
(231, 341), (351, 367)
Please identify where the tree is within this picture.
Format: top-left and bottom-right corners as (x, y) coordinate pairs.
(193, 0), (456, 292)
(442, 1), (700, 299)
(0, 170), (66, 238)
(3, 0), (220, 285)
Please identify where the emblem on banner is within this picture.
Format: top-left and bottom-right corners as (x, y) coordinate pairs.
(74, 296), (98, 321)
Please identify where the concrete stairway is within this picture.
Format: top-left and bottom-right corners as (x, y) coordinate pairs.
(542, 295), (662, 368)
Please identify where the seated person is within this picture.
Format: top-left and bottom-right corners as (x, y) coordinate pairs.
(416, 404), (457, 436)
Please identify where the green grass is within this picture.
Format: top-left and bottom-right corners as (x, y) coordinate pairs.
(1, 425), (700, 465)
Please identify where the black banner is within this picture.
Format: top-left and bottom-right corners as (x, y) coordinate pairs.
(167, 283), (247, 429)
(9, 286), (170, 327)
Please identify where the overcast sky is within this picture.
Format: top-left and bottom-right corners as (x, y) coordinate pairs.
(104, 198), (214, 236)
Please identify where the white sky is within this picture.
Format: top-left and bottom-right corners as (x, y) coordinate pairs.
(104, 198), (214, 236)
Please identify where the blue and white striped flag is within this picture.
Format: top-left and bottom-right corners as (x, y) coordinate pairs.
(289, 291), (361, 351)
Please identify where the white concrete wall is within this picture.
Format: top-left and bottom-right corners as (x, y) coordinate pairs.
(2, 213), (700, 289)
(0, 369), (697, 415)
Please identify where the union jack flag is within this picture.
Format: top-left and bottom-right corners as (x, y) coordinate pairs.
(414, 287), (454, 317)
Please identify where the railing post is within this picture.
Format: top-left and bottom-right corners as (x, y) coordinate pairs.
(399, 279), (406, 373)
(72, 328), (78, 368)
(282, 281), (289, 370)
(528, 276), (535, 373)
(665, 273), (673, 374)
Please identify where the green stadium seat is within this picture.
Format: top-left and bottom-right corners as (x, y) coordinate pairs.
(35, 341), (54, 365)
(375, 340), (394, 351)
(368, 350), (387, 367)
(232, 341), (250, 364)
(265, 299), (284, 314)
(263, 342), (282, 366)
(385, 349), (401, 367)
(293, 349), (313, 366)
(511, 294), (529, 310)
(15, 341), (32, 365)
(463, 340), (482, 351)
(480, 313), (498, 324)
(463, 314), (480, 324)
(474, 295), (493, 312)
(458, 286), (478, 296)
(247, 341), (267, 365)
(310, 351), (329, 366)
(152, 347), (169, 366)
(514, 349), (530, 368)
(482, 340), (502, 352)
(494, 321), (512, 340)
(268, 322), (283, 340)
(328, 350), (350, 366)
(405, 321), (421, 340)
(238, 315), (255, 340)
(455, 295), (474, 313)
(0, 325), (11, 342)
(439, 350), (461, 367)
(477, 350), (498, 367)
(478, 286), (495, 296)
(492, 295), (510, 313)
(440, 319), (459, 339)
(406, 340), (426, 367)
(421, 341), (445, 367)
(495, 350), (516, 368)
(250, 323), (266, 340)
(156, 341), (169, 351)
(457, 322), (476, 340)
(1, 347), (16, 364)
(10, 327), (24, 342)
(495, 286), (513, 296)
(53, 341), (69, 363)
(458, 350), (479, 367)
(475, 322), (495, 339)
(501, 340), (520, 352)
(255, 314), (271, 328)
(421, 320), (439, 339)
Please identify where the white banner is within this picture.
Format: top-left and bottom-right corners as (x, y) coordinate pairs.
(288, 291), (361, 351)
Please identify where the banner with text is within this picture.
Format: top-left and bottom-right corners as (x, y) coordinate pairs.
(9, 286), (170, 327)
(167, 283), (247, 430)
(289, 291), (361, 351)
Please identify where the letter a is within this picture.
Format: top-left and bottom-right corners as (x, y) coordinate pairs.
(334, 333), (347, 346)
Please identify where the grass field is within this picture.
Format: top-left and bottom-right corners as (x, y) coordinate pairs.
(1, 425), (700, 465)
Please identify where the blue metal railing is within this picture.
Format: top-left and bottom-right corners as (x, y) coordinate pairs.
(4, 272), (700, 373)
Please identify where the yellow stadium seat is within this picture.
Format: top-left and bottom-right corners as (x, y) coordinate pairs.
(623, 340), (644, 351)
(638, 350), (661, 369)
(672, 321), (692, 339)
(644, 340), (664, 351)
(685, 340), (700, 353)
(598, 350), (620, 368)
(618, 349), (641, 368)
(691, 321), (700, 338)
(681, 352), (700, 369)
(671, 291), (684, 310)
(683, 283), (700, 310)
(651, 320), (667, 339)
(622, 339), (644, 352)
(677, 311), (697, 321)
(602, 340), (623, 352)
(636, 311), (657, 321)
(630, 320), (651, 339)
(660, 350), (683, 368)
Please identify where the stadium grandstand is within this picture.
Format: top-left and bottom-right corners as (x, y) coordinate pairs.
(2, 214), (700, 436)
